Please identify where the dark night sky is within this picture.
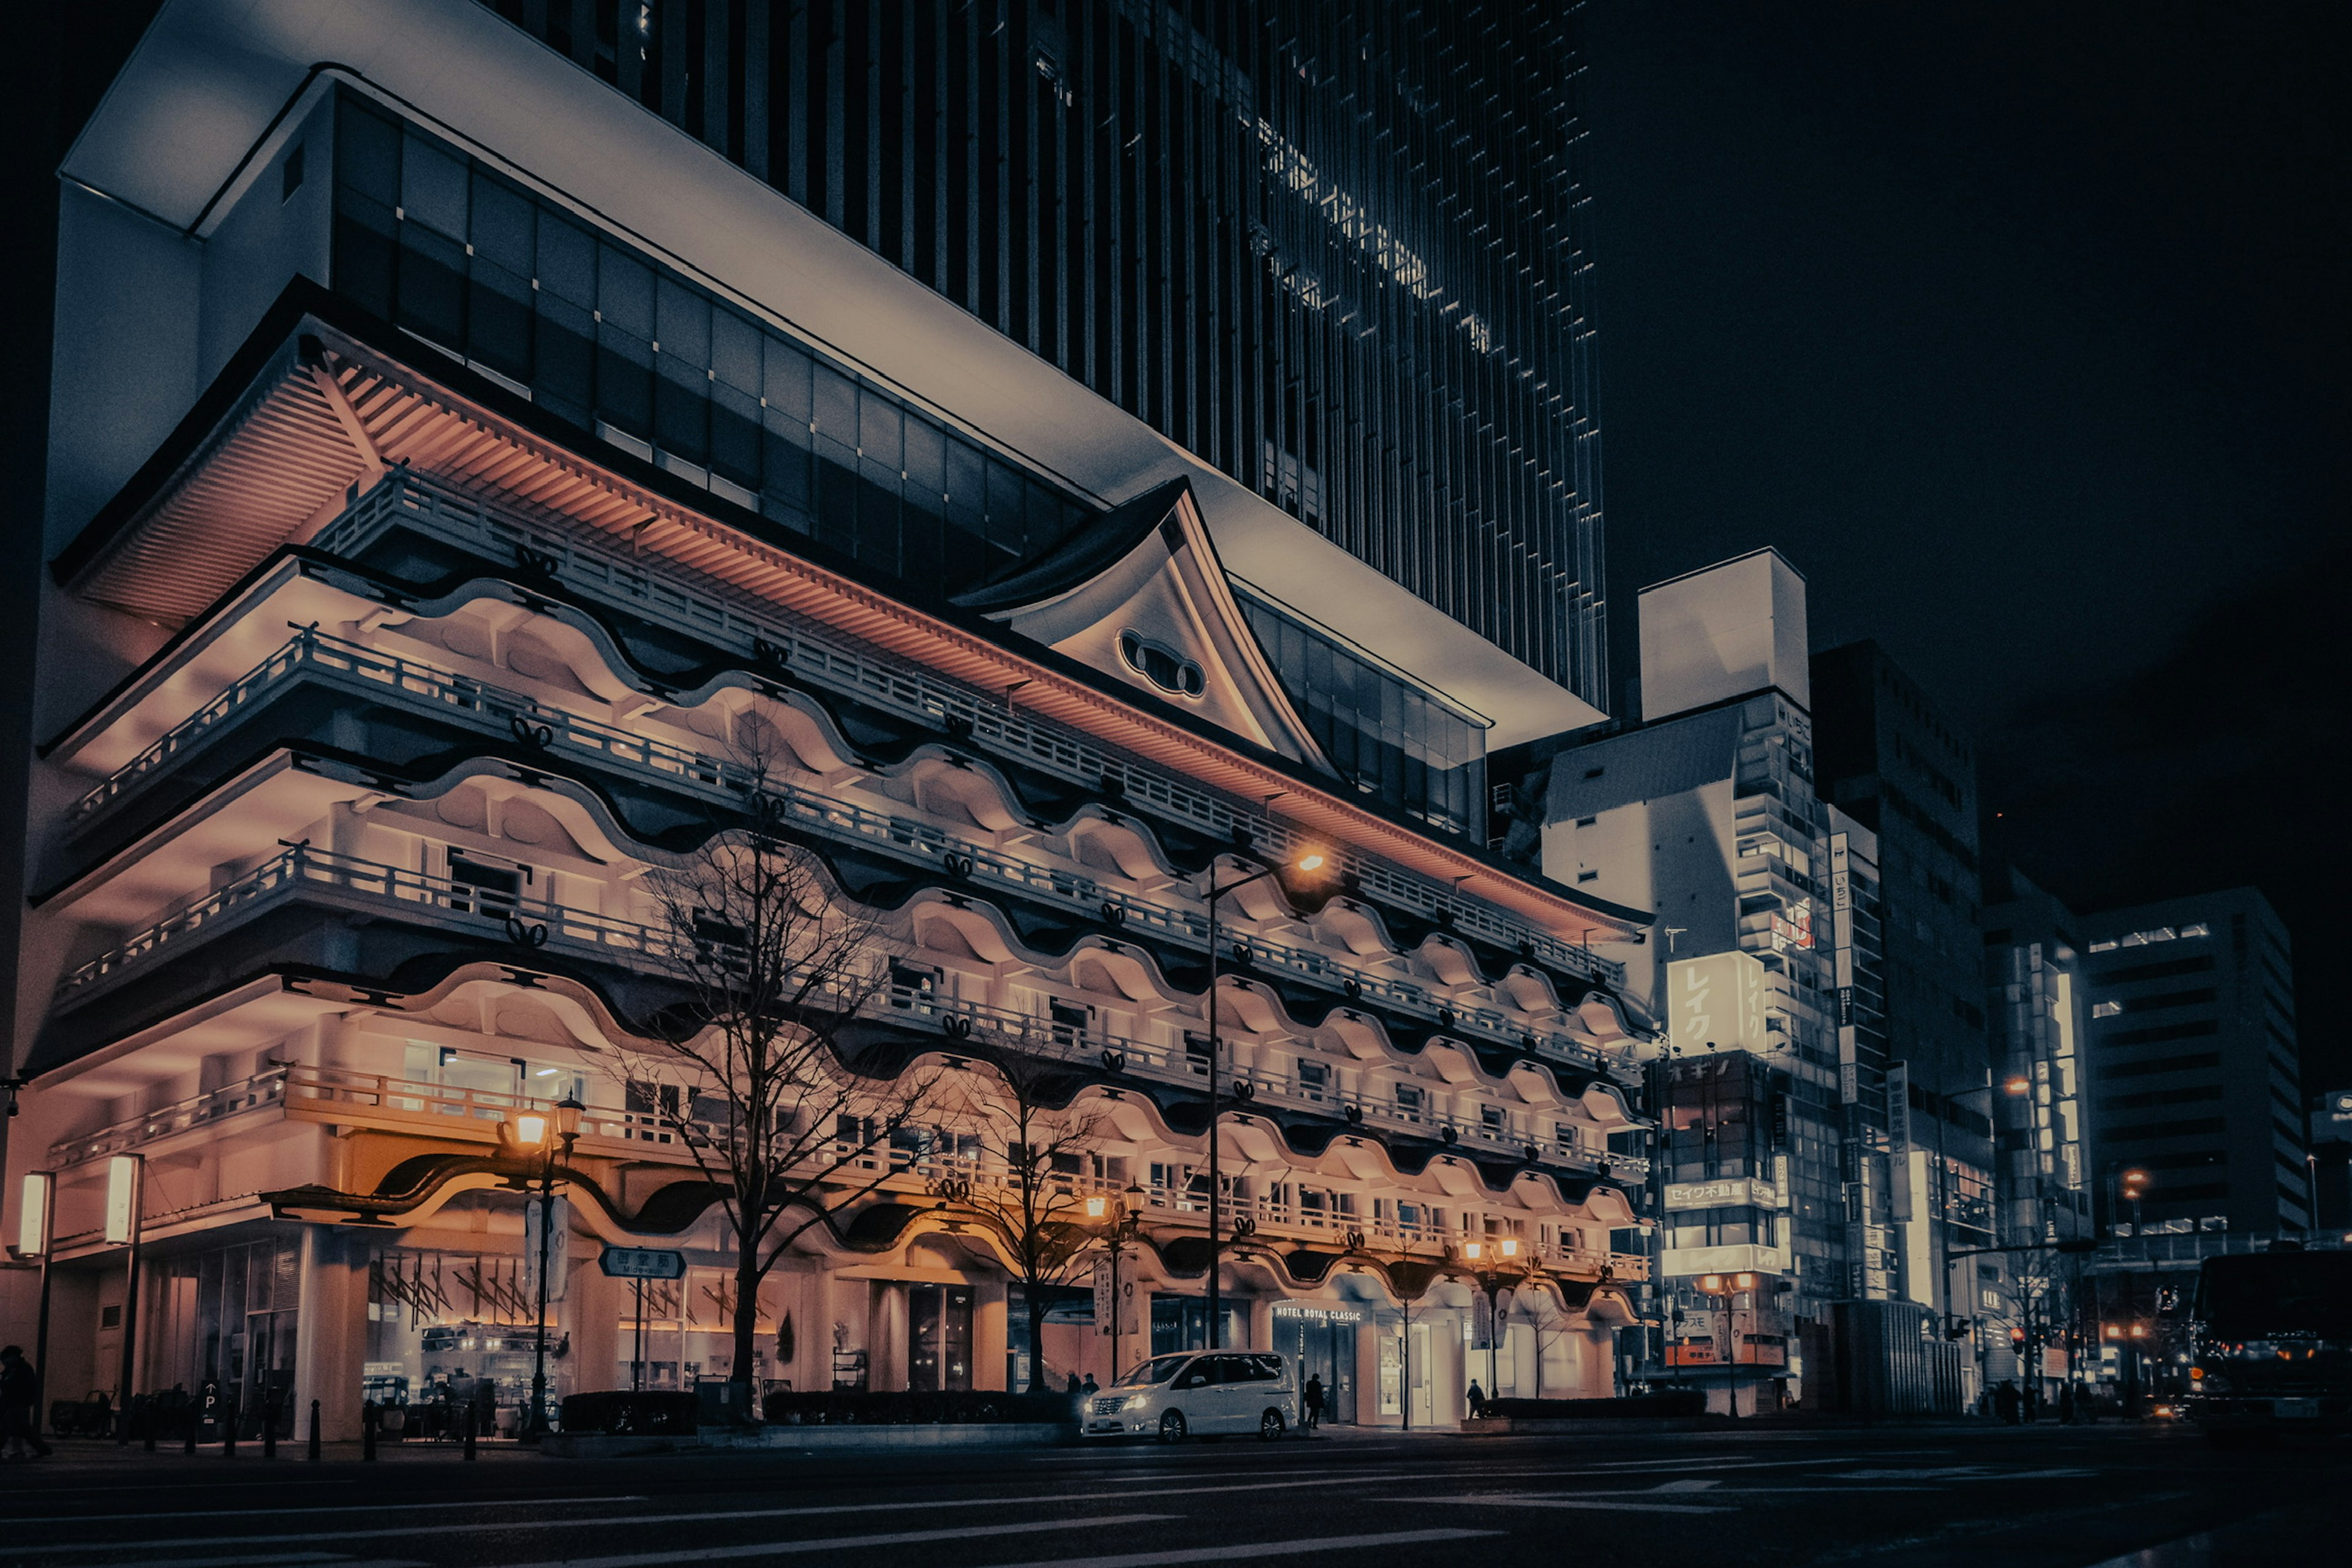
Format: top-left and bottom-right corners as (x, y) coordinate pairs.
(1584, 1), (2352, 1089)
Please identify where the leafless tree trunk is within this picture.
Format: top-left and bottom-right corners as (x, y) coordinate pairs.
(1523, 1287), (1575, 1399)
(939, 1050), (1112, 1393)
(616, 725), (932, 1415)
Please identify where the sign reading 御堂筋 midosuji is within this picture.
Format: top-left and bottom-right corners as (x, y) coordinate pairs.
(598, 1246), (687, 1280)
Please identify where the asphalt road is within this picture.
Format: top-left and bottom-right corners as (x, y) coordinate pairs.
(0, 1422), (2340, 1568)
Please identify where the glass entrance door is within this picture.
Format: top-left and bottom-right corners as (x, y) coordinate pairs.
(908, 1284), (974, 1390)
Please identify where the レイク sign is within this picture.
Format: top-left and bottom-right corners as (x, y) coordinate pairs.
(598, 1246), (687, 1280)
(1666, 951), (1770, 1055)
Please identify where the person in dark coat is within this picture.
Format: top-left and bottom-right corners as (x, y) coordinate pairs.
(1302, 1373), (1325, 1432)
(0, 1346), (51, 1459)
(1466, 1380), (1487, 1419)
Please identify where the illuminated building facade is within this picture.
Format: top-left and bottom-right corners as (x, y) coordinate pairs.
(4, 1), (1646, 1439)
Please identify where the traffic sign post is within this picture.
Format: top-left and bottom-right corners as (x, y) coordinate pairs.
(601, 1249), (684, 1392)
(599, 1247), (687, 1280)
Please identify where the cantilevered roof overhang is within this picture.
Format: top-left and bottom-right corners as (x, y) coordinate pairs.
(54, 288), (1650, 949)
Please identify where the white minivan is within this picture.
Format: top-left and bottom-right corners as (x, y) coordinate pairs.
(1082, 1351), (1297, 1441)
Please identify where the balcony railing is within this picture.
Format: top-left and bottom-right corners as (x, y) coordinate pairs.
(47, 1065), (292, 1165)
(873, 984), (1616, 1170)
(48, 1066), (1630, 1262)
(311, 472), (1627, 992)
(66, 636), (1624, 1078)
(55, 842), (684, 1001)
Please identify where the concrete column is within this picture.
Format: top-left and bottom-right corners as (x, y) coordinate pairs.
(1352, 1316), (1381, 1427)
(295, 1225), (369, 1441)
(1245, 1295), (1275, 1353)
(1586, 1327), (1617, 1396)
(568, 1242), (622, 1395)
(870, 1281), (908, 1390)
(1438, 1310), (1466, 1426)
(973, 1280), (1009, 1392)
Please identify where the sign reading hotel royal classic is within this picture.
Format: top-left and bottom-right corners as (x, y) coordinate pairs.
(1271, 1304), (1365, 1322)
(598, 1246), (687, 1280)
(1664, 1177), (1780, 1212)
(1666, 950), (1770, 1056)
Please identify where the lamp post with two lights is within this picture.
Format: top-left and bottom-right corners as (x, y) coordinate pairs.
(1200, 847), (1331, 1348)
(508, 1096), (583, 1439)
(1085, 1182), (1148, 1382)
(1463, 1236), (1522, 1410)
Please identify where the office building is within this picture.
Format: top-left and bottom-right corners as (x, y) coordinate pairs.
(2081, 889), (2306, 1238)
(1978, 864), (2094, 1397)
(3, 0), (1648, 1439)
(1809, 641), (1996, 1347)
(1502, 550), (1948, 1412)
(473, 0), (1608, 705)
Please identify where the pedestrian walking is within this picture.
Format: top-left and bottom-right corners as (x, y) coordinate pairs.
(0, 1346), (51, 1460)
(2057, 1383), (2076, 1425)
(1080, 1374), (1099, 1398)
(1302, 1373), (1324, 1433)
(1466, 1380), (1486, 1420)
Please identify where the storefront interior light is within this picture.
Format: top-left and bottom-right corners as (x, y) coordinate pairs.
(17, 1171), (51, 1257)
(104, 1154), (141, 1246)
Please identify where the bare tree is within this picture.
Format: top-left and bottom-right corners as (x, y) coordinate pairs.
(938, 1049), (1114, 1393)
(618, 737), (933, 1414)
(1520, 1285), (1578, 1398)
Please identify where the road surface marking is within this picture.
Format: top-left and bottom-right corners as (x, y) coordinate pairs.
(9, 1482), (1324, 1553)
(481, 1515), (1178, 1568)
(1574, 1453), (1946, 1473)
(1828, 1466), (2095, 1481)
(974, 1528), (1504, 1568)
(1399, 1492), (1733, 1515)
(4, 1496), (647, 1525)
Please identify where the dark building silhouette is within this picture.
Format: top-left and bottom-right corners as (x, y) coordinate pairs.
(475, 0), (1609, 700)
(2081, 889), (2307, 1237)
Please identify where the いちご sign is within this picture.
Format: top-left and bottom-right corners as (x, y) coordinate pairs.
(598, 1246), (687, 1280)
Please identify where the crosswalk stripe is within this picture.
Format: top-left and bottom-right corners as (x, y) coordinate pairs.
(974, 1528), (1504, 1568)
(1399, 1492), (1733, 1515)
(9, 1480), (1340, 1554)
(480, 1515), (1178, 1568)
(4, 1496), (646, 1525)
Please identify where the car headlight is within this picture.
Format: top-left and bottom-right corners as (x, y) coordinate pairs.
(1123, 1393), (1152, 1410)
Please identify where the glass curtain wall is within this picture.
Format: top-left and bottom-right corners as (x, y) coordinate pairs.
(149, 1238), (301, 1438)
(1238, 591), (1486, 835)
(331, 91), (1095, 600)
(476, 0), (1608, 702)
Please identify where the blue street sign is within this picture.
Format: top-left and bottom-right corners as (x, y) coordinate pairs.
(599, 1246), (687, 1280)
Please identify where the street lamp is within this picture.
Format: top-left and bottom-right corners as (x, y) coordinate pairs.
(1087, 1181), (1148, 1381)
(1202, 848), (1331, 1349)
(1694, 1271), (1759, 1419)
(510, 1095), (582, 1439)
(1463, 1237), (1521, 1409)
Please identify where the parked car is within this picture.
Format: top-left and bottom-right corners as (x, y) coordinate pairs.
(1082, 1351), (1295, 1441)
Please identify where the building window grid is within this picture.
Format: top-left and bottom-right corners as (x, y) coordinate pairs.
(472, 0), (1608, 702)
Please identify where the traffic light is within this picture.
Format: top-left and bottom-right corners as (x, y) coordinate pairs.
(2010, 1326), (2027, 1347)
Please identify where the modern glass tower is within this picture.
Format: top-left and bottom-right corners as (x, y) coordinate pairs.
(475, 0), (1609, 703)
